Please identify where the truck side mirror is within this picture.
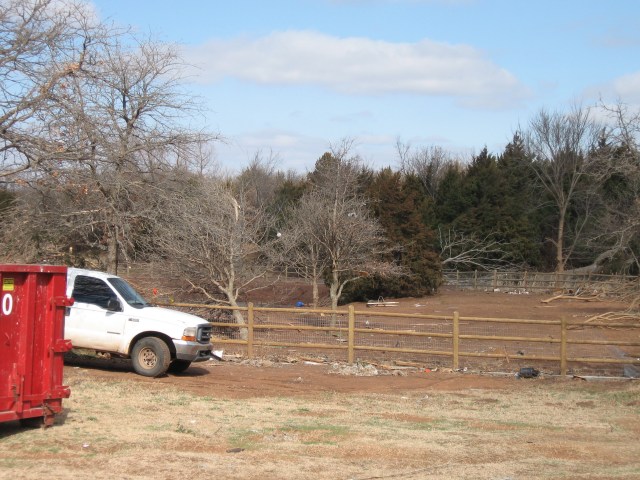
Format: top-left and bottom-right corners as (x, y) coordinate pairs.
(106, 298), (122, 312)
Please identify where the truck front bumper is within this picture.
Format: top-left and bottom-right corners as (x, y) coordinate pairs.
(173, 340), (214, 362)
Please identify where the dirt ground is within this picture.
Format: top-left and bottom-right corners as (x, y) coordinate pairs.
(2, 289), (639, 480)
(346, 286), (633, 321)
(64, 287), (637, 398)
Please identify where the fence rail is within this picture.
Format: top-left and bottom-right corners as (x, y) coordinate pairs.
(161, 302), (640, 377)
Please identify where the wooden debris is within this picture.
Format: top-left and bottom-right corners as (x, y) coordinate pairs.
(394, 360), (423, 368)
(298, 355), (328, 364)
(367, 296), (400, 308)
(542, 293), (602, 304)
(366, 361), (418, 371)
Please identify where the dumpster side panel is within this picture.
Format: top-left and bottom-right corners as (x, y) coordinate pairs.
(0, 265), (72, 426)
(0, 271), (22, 414)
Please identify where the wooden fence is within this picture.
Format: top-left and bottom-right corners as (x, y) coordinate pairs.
(443, 269), (640, 296)
(162, 302), (640, 377)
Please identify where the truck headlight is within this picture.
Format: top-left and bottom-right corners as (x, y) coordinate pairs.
(181, 327), (197, 342)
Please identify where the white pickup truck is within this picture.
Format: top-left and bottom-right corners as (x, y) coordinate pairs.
(64, 268), (214, 377)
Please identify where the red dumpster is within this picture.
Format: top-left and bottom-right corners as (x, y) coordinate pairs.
(0, 265), (73, 427)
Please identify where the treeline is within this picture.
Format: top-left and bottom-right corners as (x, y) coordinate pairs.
(1, 1), (639, 309)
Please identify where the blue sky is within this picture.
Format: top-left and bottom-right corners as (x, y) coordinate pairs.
(90, 0), (640, 173)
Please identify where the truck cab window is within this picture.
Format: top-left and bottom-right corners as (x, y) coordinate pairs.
(108, 277), (149, 308)
(72, 275), (117, 309)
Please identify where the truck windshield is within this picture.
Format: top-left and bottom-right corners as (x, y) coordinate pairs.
(108, 278), (149, 309)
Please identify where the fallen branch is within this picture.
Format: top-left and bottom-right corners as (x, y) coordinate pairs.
(542, 293), (602, 304)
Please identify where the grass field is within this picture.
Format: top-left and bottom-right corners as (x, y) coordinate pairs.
(1, 364), (639, 480)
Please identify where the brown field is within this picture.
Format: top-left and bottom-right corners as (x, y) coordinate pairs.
(1, 289), (639, 479)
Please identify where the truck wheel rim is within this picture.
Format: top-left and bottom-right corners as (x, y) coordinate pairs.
(139, 348), (157, 368)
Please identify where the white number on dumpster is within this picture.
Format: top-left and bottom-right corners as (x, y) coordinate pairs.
(2, 293), (12, 315)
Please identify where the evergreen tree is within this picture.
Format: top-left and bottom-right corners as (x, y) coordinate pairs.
(342, 168), (441, 301)
(432, 140), (544, 269)
(433, 162), (469, 226)
(497, 135), (546, 267)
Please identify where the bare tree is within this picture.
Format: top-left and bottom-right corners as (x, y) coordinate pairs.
(1, 22), (214, 271)
(438, 228), (517, 271)
(276, 192), (332, 308)
(63, 35), (213, 271)
(236, 149), (284, 209)
(574, 101), (640, 274)
(0, 0), (107, 181)
(396, 139), (455, 200)
(281, 139), (403, 313)
(150, 175), (278, 338)
(524, 105), (602, 272)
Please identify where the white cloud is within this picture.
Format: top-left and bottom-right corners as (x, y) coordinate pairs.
(184, 30), (530, 108)
(612, 72), (640, 102)
(216, 128), (329, 172)
(584, 71), (640, 105)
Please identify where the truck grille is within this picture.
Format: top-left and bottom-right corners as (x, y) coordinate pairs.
(197, 325), (213, 343)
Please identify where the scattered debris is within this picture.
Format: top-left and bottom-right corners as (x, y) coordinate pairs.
(240, 359), (275, 368)
(226, 448), (245, 454)
(516, 367), (539, 379)
(366, 296), (399, 308)
(212, 350), (224, 360)
(299, 355), (329, 364)
(394, 360), (423, 368)
(329, 362), (379, 376)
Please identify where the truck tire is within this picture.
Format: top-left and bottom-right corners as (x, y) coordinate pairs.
(131, 337), (171, 377)
(168, 359), (192, 374)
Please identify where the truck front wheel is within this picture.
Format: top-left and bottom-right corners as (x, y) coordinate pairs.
(168, 359), (192, 373)
(131, 337), (171, 377)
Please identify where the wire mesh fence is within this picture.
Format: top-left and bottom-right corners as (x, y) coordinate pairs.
(443, 269), (640, 297)
(160, 302), (640, 377)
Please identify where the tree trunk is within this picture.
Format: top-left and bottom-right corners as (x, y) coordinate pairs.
(312, 278), (319, 309)
(106, 226), (118, 274)
(228, 297), (248, 341)
(556, 208), (565, 273)
(329, 269), (340, 329)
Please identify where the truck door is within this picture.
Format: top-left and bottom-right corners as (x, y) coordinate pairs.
(65, 275), (128, 352)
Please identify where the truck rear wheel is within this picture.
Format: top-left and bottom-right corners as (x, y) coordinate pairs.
(131, 337), (171, 377)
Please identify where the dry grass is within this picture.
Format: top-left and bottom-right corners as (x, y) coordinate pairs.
(1, 367), (639, 479)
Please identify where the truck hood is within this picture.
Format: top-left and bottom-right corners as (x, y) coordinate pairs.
(135, 306), (208, 327)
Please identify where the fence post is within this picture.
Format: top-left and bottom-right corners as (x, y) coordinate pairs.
(473, 269), (477, 290)
(348, 305), (355, 364)
(493, 270), (497, 290)
(453, 311), (459, 371)
(247, 302), (254, 359)
(523, 270), (528, 290)
(560, 317), (567, 376)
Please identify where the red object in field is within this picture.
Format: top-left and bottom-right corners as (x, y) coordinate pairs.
(0, 265), (73, 427)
